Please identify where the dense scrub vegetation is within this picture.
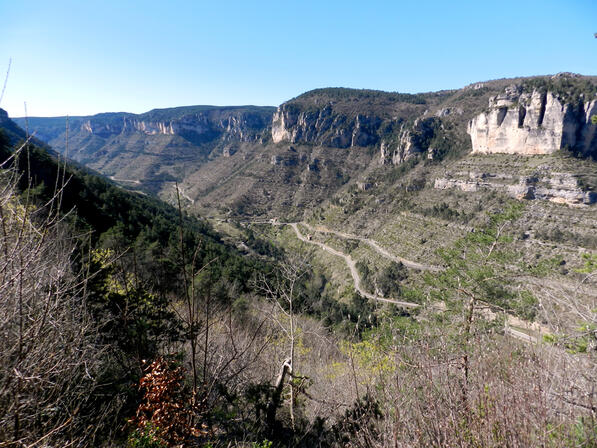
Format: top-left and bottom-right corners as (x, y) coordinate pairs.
(293, 88), (430, 105)
(523, 76), (597, 105)
(0, 131), (275, 445)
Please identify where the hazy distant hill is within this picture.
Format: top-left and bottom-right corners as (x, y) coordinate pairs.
(14, 105), (275, 194)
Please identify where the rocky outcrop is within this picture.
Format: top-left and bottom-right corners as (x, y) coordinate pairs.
(468, 84), (597, 156)
(506, 172), (596, 205)
(435, 107), (463, 117)
(271, 95), (441, 166)
(434, 170), (596, 206)
(77, 107), (274, 143)
(271, 103), (381, 148)
(380, 118), (438, 165)
(222, 146), (236, 157)
(272, 103), (440, 165)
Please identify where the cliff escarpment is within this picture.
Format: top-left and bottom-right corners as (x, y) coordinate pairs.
(275, 77), (597, 165)
(19, 105), (275, 152)
(468, 76), (597, 157)
(434, 166), (597, 206)
(270, 88), (439, 162)
(269, 86), (498, 166)
(13, 106), (275, 193)
(272, 104), (382, 148)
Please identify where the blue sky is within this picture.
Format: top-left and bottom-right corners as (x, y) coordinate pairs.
(1, 0), (596, 117)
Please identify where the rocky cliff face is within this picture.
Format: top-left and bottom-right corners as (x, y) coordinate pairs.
(270, 91), (440, 166)
(468, 84), (597, 157)
(47, 106), (276, 145)
(11, 106), (275, 196)
(434, 171), (596, 206)
(8, 77), (596, 216)
(271, 103), (382, 148)
(379, 117), (439, 164)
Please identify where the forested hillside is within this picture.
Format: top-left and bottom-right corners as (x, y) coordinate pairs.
(0, 119), (281, 445)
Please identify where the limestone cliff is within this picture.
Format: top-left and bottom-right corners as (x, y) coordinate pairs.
(30, 106), (276, 149)
(271, 101), (441, 164)
(270, 88), (432, 156)
(11, 106), (275, 193)
(9, 77), (597, 215)
(379, 117), (439, 164)
(434, 171), (596, 206)
(468, 83), (597, 157)
(271, 103), (381, 148)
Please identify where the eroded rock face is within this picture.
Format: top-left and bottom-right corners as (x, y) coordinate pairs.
(271, 103), (381, 148)
(379, 117), (438, 165)
(434, 170), (596, 206)
(271, 97), (444, 167)
(468, 85), (597, 156)
(78, 109), (272, 143)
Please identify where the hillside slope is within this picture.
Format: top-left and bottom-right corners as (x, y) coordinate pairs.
(14, 105), (275, 195)
(1, 110), (267, 295)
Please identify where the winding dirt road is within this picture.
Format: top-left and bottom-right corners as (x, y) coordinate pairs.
(289, 223), (419, 308)
(246, 219), (550, 344)
(504, 326), (539, 343)
(109, 176), (141, 184)
(301, 222), (441, 272)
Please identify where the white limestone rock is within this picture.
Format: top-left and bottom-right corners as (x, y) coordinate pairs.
(468, 86), (597, 156)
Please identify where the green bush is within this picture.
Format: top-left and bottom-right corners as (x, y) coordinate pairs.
(376, 261), (407, 297)
(251, 440), (273, 448)
(127, 423), (166, 448)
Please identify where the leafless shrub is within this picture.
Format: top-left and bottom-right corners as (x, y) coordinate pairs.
(0, 158), (108, 447)
(341, 319), (597, 448)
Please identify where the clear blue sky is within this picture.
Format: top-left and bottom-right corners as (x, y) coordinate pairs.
(1, 0), (596, 117)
